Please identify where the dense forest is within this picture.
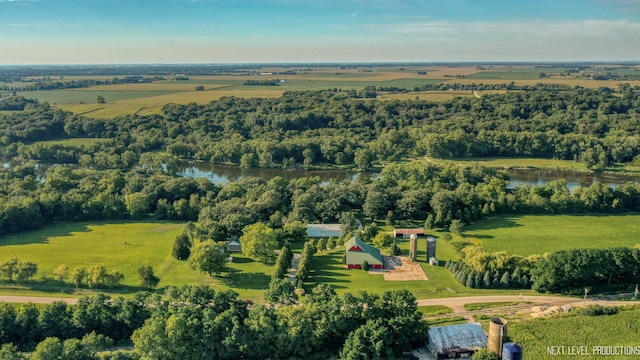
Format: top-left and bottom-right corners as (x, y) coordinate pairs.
(2, 84), (640, 171)
(0, 286), (426, 359)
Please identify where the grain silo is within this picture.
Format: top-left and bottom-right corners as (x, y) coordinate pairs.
(488, 317), (508, 357)
(409, 234), (417, 262)
(426, 236), (437, 261)
(502, 342), (523, 360)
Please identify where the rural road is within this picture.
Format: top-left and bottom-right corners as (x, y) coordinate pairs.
(1, 293), (635, 310)
(0, 295), (78, 305)
(417, 295), (635, 315)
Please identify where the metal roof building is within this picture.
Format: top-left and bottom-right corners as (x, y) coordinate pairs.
(306, 224), (343, 238)
(427, 323), (488, 359)
(344, 236), (383, 269)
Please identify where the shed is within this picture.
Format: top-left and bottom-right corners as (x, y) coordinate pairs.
(227, 238), (242, 252)
(344, 236), (383, 270)
(427, 323), (488, 359)
(307, 224), (343, 238)
(393, 228), (425, 238)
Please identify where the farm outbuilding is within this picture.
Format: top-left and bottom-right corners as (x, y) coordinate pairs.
(393, 227), (425, 238)
(307, 223), (343, 238)
(344, 236), (383, 269)
(427, 323), (488, 359)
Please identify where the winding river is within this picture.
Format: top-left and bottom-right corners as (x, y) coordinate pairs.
(177, 161), (640, 190)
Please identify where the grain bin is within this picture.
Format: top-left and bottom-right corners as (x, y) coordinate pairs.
(488, 317), (508, 357)
(502, 342), (522, 360)
(409, 234), (417, 262)
(426, 236), (436, 261)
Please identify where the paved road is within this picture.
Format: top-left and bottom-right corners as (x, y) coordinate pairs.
(417, 295), (634, 314)
(0, 295), (78, 305)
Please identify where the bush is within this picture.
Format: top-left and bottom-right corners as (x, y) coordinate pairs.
(362, 260), (369, 271)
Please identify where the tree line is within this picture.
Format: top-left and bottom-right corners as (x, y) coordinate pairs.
(3, 84), (640, 170)
(0, 285), (426, 359)
(3, 159), (640, 240)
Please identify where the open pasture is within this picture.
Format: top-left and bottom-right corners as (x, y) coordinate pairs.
(464, 213), (640, 257)
(0, 220), (273, 300)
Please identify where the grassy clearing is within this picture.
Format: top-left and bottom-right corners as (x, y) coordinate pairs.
(0, 220), (274, 300)
(426, 157), (589, 171)
(418, 305), (454, 316)
(32, 138), (109, 147)
(464, 213), (640, 257)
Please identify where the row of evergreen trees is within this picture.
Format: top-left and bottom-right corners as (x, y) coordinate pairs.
(445, 260), (532, 289)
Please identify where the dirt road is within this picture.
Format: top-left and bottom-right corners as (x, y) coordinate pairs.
(0, 295), (78, 305)
(417, 295), (634, 315)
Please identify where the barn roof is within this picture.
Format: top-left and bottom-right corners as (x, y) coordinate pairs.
(307, 224), (343, 238)
(394, 228), (425, 235)
(428, 323), (488, 355)
(344, 236), (383, 265)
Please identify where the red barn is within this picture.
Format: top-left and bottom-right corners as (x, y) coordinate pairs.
(344, 236), (384, 270)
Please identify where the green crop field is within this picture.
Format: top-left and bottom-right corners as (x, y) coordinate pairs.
(508, 306), (640, 359)
(0, 220), (275, 300)
(464, 213), (640, 257)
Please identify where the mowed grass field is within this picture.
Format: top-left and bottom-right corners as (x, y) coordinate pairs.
(425, 157), (589, 171)
(464, 213), (640, 257)
(0, 220), (275, 300)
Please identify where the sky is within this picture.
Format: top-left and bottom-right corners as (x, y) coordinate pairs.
(1, 0), (640, 64)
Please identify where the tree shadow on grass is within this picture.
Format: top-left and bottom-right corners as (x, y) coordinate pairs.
(464, 215), (525, 234)
(222, 268), (271, 290)
(0, 222), (93, 246)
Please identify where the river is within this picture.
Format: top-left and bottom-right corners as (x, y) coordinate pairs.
(4, 160), (639, 190)
(177, 161), (640, 190)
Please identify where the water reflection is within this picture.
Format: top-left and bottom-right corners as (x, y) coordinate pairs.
(177, 161), (373, 185)
(506, 169), (640, 190)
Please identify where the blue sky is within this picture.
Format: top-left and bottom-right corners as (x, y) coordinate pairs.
(1, 0), (640, 64)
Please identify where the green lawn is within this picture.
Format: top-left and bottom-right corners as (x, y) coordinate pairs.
(0, 220), (273, 301)
(465, 213), (640, 257)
